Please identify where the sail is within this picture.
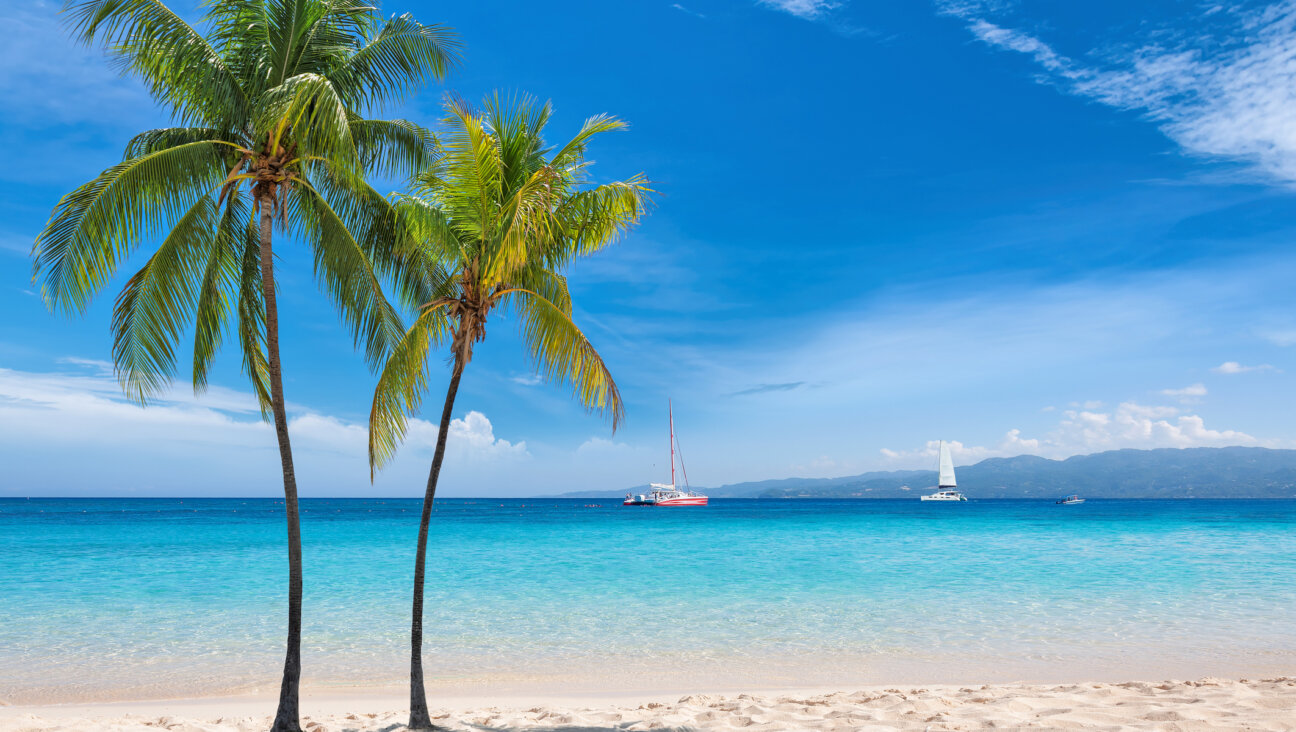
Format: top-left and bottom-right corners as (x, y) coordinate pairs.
(938, 441), (957, 487)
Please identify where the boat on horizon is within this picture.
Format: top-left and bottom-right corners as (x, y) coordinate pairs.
(1056, 495), (1085, 505)
(920, 441), (967, 501)
(624, 401), (708, 507)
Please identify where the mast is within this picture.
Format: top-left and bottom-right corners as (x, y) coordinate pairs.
(669, 400), (676, 487)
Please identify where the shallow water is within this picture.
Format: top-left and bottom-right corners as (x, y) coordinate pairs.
(2, 498), (1294, 702)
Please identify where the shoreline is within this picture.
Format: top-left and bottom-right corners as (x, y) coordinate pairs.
(4, 677), (1295, 731)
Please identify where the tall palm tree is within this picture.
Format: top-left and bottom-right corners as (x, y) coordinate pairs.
(368, 94), (651, 729)
(32, 2), (459, 730)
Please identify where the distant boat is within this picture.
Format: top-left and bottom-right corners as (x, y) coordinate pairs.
(920, 441), (967, 501)
(1056, 495), (1085, 505)
(624, 402), (708, 507)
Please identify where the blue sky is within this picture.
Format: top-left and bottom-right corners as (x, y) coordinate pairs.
(2, 0), (1295, 496)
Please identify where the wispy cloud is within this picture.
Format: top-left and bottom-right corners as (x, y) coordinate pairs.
(940, 0), (1296, 185)
(757, 0), (842, 20)
(0, 232), (33, 255)
(1212, 361), (1277, 374)
(1160, 383), (1207, 402)
(671, 3), (706, 19)
(730, 381), (805, 396)
(1263, 329), (1296, 347)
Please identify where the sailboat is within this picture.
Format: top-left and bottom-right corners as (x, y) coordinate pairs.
(920, 441), (967, 501)
(623, 402), (708, 507)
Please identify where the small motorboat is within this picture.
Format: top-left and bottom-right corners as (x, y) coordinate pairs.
(1056, 495), (1085, 505)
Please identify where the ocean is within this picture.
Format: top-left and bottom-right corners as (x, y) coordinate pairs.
(2, 498), (1294, 703)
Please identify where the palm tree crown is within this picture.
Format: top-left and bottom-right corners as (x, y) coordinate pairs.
(34, 0), (460, 408)
(368, 94), (651, 473)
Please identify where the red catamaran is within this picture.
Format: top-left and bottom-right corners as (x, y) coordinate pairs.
(623, 401), (708, 506)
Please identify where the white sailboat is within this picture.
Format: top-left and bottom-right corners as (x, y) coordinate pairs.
(920, 441), (967, 501)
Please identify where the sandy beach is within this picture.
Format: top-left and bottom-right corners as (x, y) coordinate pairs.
(4, 677), (1295, 731)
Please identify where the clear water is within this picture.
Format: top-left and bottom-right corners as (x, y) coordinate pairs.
(2, 498), (1294, 703)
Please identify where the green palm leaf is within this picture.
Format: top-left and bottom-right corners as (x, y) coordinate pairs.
(330, 13), (462, 110)
(34, 140), (232, 314)
(64, 0), (249, 128)
(111, 194), (219, 403)
(504, 287), (623, 429)
(368, 303), (456, 475)
(287, 178), (404, 368)
(193, 194), (252, 392)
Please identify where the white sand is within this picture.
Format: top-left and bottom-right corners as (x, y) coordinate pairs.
(3, 677), (1294, 731)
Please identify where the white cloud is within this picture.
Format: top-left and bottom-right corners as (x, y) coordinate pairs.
(966, 19), (1076, 76)
(942, 1), (1296, 185)
(446, 411), (528, 459)
(757, 0), (841, 20)
(1212, 361), (1276, 374)
(0, 363), (528, 495)
(1160, 383), (1207, 399)
(55, 356), (114, 375)
(510, 373), (543, 386)
(1262, 329), (1296, 347)
(881, 400), (1258, 466)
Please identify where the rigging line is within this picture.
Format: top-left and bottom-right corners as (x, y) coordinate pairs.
(674, 430), (690, 488)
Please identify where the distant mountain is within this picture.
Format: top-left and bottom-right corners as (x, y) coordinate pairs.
(550, 447), (1296, 499)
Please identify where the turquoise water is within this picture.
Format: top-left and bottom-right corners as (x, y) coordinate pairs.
(2, 498), (1295, 703)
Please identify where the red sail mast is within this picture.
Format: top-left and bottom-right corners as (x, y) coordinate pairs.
(669, 399), (676, 487)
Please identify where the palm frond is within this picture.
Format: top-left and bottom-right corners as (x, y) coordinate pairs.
(123, 127), (231, 159)
(349, 118), (439, 181)
(483, 165), (559, 284)
(368, 303), (456, 476)
(505, 288), (623, 430)
(549, 114), (628, 171)
(235, 217), (273, 419)
(388, 192), (466, 308)
(34, 140), (232, 314)
(286, 178), (404, 369)
(482, 92), (551, 192)
(441, 97), (503, 239)
(548, 177), (653, 263)
(110, 194), (219, 403)
(193, 194), (252, 391)
(329, 14), (461, 110)
(64, 0), (249, 128)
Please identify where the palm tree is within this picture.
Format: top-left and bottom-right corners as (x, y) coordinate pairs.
(368, 94), (651, 729)
(32, 2), (459, 730)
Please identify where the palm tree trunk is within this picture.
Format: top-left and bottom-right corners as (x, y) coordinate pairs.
(260, 195), (304, 732)
(408, 345), (469, 730)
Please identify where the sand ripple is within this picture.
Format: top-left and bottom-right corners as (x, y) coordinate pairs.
(3, 677), (1295, 731)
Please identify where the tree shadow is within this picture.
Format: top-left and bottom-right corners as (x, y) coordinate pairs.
(334, 720), (699, 725)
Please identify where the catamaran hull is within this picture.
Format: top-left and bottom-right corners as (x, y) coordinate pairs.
(622, 496), (708, 506)
(655, 496), (708, 506)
